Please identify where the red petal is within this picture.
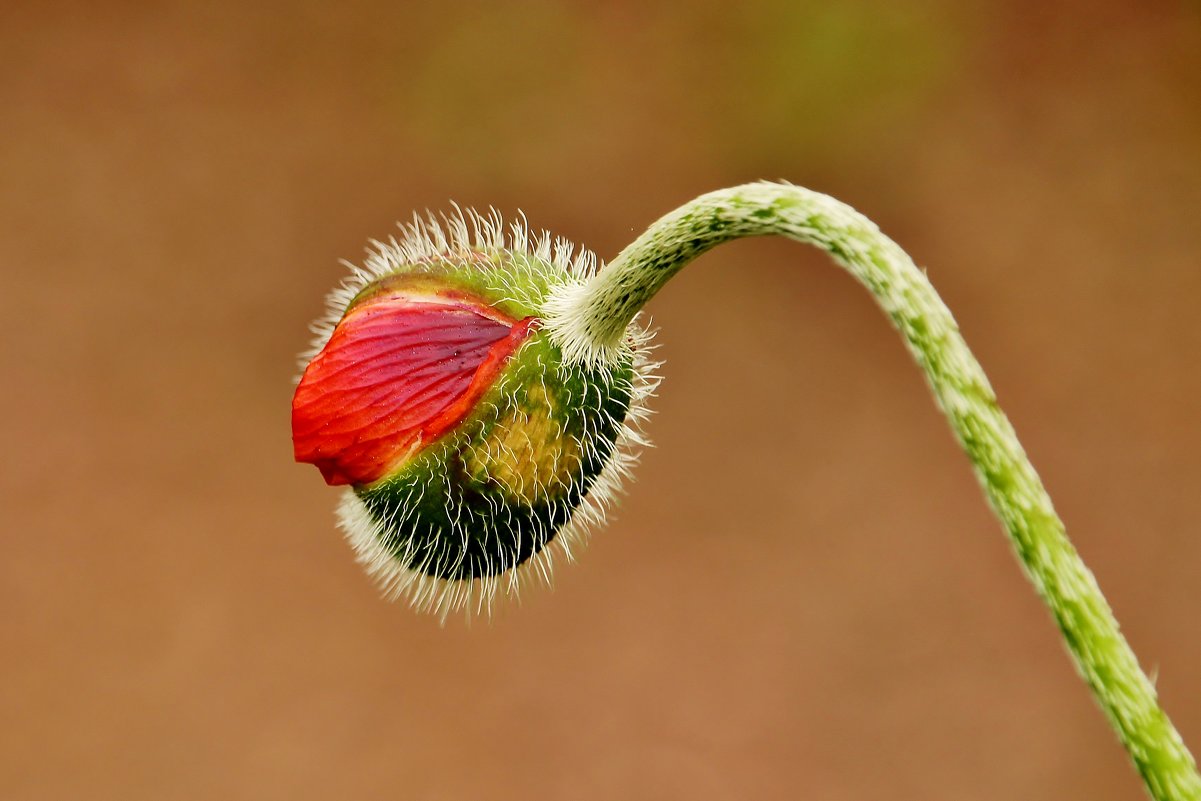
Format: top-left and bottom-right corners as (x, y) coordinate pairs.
(292, 292), (537, 486)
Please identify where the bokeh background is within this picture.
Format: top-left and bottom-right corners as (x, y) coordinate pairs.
(3, 1), (1200, 799)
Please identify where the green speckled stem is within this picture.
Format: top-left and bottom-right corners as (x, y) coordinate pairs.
(546, 181), (1200, 801)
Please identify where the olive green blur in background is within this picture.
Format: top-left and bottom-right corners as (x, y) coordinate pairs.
(3, 1), (1200, 799)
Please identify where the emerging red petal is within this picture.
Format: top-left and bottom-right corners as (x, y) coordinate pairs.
(292, 289), (537, 486)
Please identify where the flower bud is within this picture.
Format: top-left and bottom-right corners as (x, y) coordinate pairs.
(292, 212), (655, 616)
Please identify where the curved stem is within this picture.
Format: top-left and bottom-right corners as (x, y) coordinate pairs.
(544, 181), (1200, 801)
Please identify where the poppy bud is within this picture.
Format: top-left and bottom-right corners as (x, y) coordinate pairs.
(292, 212), (656, 616)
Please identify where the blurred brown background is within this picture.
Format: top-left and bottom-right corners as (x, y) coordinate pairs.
(3, 1), (1200, 799)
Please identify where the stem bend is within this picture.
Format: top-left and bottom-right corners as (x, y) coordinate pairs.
(545, 181), (1200, 801)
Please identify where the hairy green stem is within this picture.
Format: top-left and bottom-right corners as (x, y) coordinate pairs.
(545, 181), (1200, 801)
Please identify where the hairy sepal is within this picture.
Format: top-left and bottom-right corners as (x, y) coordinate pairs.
(296, 208), (659, 620)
